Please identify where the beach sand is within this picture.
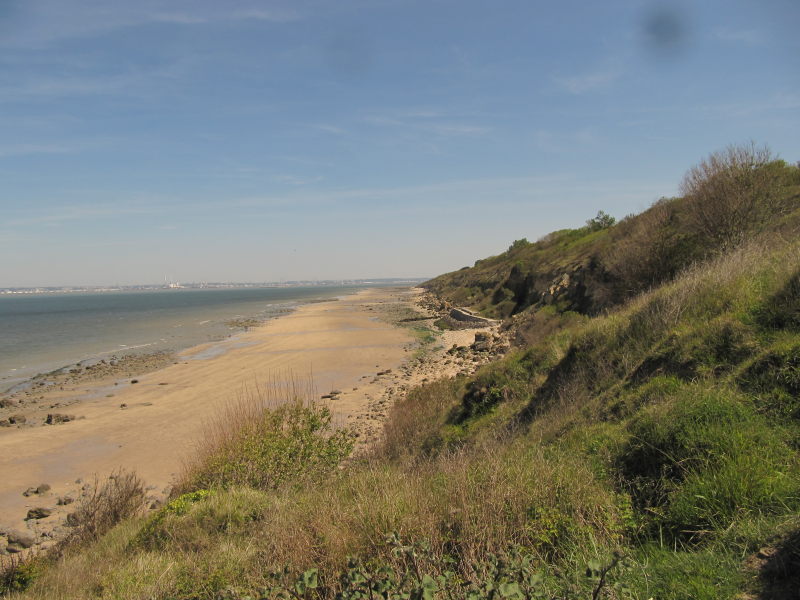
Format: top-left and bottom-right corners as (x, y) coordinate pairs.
(0, 286), (507, 556)
(0, 287), (421, 543)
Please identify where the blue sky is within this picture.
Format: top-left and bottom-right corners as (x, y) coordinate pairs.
(2, 0), (798, 286)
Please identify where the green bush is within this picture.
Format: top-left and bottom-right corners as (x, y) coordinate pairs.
(135, 489), (213, 548)
(380, 378), (464, 461)
(0, 557), (43, 595)
(680, 143), (789, 250)
(181, 400), (353, 493)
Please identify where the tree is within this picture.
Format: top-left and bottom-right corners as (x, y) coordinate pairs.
(586, 210), (616, 231)
(680, 142), (787, 250)
(507, 238), (530, 252)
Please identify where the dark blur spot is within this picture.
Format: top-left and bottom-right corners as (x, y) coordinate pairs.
(642, 3), (691, 59)
(323, 27), (374, 81)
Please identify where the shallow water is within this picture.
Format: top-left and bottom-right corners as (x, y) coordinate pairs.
(0, 285), (366, 391)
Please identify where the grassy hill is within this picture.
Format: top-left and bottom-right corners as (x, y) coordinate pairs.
(425, 145), (800, 328)
(3, 144), (800, 599)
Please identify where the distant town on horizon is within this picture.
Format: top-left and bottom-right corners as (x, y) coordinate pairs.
(0, 278), (426, 295)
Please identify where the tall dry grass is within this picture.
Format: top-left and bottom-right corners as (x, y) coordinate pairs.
(175, 375), (353, 495)
(377, 378), (463, 462)
(58, 470), (147, 551)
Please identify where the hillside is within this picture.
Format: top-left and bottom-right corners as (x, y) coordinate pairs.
(425, 147), (800, 330)
(3, 144), (800, 600)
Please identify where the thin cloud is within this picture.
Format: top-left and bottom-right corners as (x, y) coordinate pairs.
(713, 28), (762, 45)
(5, 202), (165, 228)
(362, 111), (492, 137)
(217, 174), (634, 212)
(0, 143), (76, 158)
(0, 56), (195, 101)
(429, 123), (491, 136)
(150, 8), (301, 25)
(271, 174), (324, 186)
(555, 70), (620, 94)
(149, 13), (209, 25)
(0, 1), (304, 49)
(310, 124), (349, 135)
(230, 9), (300, 22)
(696, 93), (800, 119)
(534, 129), (599, 153)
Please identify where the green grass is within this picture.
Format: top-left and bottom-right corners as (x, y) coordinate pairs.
(617, 383), (799, 538)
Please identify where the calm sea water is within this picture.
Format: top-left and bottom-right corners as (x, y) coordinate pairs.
(0, 285), (367, 391)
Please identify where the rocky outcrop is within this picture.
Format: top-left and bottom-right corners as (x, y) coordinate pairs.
(492, 261), (610, 317)
(470, 331), (511, 355)
(5, 530), (36, 553)
(25, 507), (53, 520)
(23, 483), (50, 497)
(45, 413), (75, 425)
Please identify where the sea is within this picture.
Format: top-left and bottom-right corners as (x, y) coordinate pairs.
(0, 285), (373, 393)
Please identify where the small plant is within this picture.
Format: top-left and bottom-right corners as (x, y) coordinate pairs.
(134, 489), (213, 548)
(58, 469), (146, 551)
(0, 554), (43, 595)
(248, 536), (629, 599)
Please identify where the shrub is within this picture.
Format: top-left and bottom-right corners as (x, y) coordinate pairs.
(680, 142), (789, 250)
(59, 469), (146, 550)
(752, 268), (800, 331)
(178, 380), (354, 493)
(0, 555), (44, 595)
(605, 197), (702, 296)
(507, 238), (530, 252)
(739, 341), (800, 419)
(134, 488), (272, 552)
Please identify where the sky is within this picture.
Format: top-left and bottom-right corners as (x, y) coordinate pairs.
(1, 0), (799, 287)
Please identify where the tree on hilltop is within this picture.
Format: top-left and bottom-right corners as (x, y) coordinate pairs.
(680, 142), (789, 250)
(586, 210), (616, 231)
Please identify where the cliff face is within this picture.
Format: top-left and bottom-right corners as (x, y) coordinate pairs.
(495, 259), (611, 316)
(424, 225), (618, 319)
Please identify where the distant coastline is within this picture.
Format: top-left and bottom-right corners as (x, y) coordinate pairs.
(0, 278), (424, 296)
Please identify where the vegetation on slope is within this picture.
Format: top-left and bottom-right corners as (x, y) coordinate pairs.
(3, 143), (800, 599)
(424, 143), (800, 323)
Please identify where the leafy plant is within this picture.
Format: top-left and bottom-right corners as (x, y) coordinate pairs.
(180, 398), (354, 493)
(586, 211), (616, 231)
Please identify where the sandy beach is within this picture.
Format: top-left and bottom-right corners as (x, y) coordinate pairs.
(0, 287), (425, 543)
(0, 286), (507, 557)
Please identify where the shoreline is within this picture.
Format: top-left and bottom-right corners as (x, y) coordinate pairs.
(0, 286), (509, 559)
(0, 285), (380, 395)
(0, 287), (416, 549)
(0, 288), (332, 399)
